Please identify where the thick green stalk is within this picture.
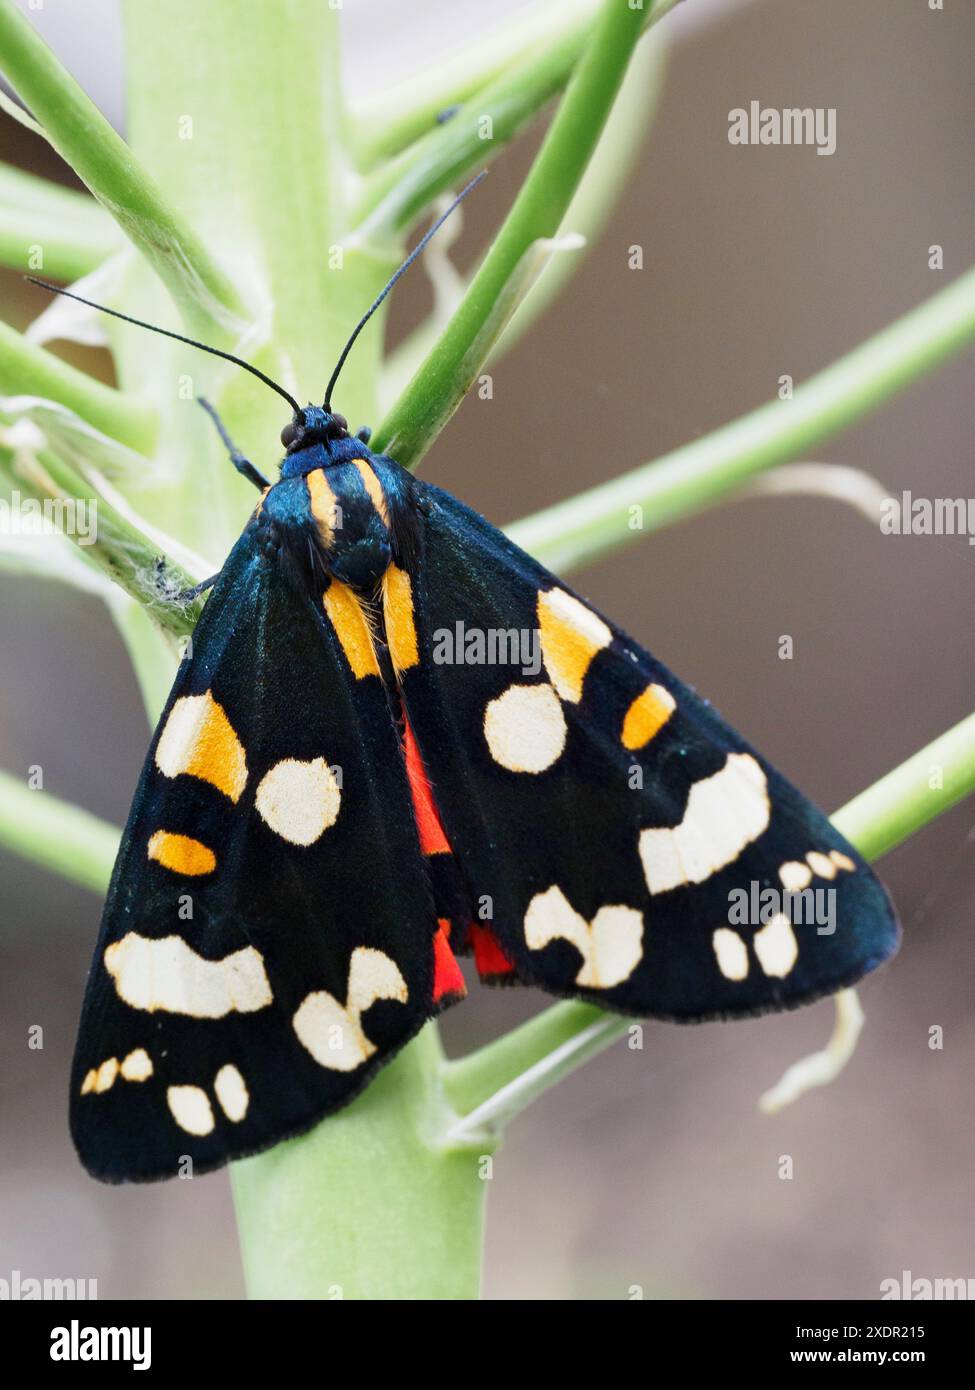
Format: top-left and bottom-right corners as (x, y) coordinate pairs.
(443, 709), (975, 1123)
(508, 264), (975, 572)
(232, 1027), (491, 1301)
(0, 0), (243, 332)
(373, 0), (654, 470)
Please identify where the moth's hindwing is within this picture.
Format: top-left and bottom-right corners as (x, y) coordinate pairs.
(390, 480), (900, 1021)
(71, 523), (460, 1183)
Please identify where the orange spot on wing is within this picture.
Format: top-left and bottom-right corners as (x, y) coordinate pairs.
(147, 830), (216, 876)
(382, 564), (419, 674)
(323, 579), (381, 678)
(433, 920), (466, 1002)
(621, 682), (676, 750)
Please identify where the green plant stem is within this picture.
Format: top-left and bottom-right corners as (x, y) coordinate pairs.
(354, 0), (679, 233)
(0, 319), (156, 452)
(442, 708), (975, 1125)
(381, 32), (667, 406)
(0, 0), (244, 332)
(0, 769), (119, 895)
(0, 159), (121, 278)
(106, 595), (180, 723)
(372, 0), (655, 470)
(232, 1026), (492, 1300)
(507, 264), (975, 573)
(348, 0), (600, 166)
(2, 444), (201, 637)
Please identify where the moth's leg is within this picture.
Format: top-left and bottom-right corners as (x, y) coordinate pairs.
(176, 573), (221, 602)
(154, 556), (220, 605)
(356, 425), (372, 445)
(198, 396), (271, 490)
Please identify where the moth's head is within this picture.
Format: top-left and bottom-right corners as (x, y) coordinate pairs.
(280, 405), (349, 454)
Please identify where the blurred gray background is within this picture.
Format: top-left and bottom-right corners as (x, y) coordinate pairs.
(1, 0), (973, 1299)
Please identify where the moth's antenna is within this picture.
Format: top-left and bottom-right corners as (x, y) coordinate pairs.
(24, 276), (303, 415)
(322, 169), (486, 411)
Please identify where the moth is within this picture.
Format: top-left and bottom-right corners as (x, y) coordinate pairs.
(39, 194), (899, 1183)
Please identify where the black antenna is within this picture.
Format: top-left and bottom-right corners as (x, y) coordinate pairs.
(25, 276), (302, 415)
(322, 170), (486, 410)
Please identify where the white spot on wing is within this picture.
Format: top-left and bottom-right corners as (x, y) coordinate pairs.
(639, 754), (770, 894)
(524, 885), (643, 989)
(483, 683), (566, 772)
(255, 757), (342, 845)
(712, 927), (749, 981)
(104, 933), (273, 1018)
(214, 1063), (249, 1122)
(167, 1084), (215, 1136)
(754, 913), (799, 978)
(293, 947), (409, 1072)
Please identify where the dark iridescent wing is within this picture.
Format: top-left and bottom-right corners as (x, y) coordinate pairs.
(71, 524), (457, 1182)
(388, 479), (899, 1021)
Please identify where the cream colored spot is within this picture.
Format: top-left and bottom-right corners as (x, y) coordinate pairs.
(754, 913), (799, 978)
(484, 683), (567, 772)
(155, 691), (248, 803)
(712, 927), (750, 982)
(147, 830), (216, 877)
(255, 757), (341, 845)
(293, 947), (408, 1073)
(120, 1048), (153, 1082)
(639, 754), (770, 894)
(806, 851), (837, 880)
(104, 933), (273, 1018)
(524, 885), (643, 989)
(621, 683), (676, 750)
(382, 564), (419, 675)
(167, 1085), (215, 1136)
(323, 579), (380, 678)
(538, 588), (611, 703)
(214, 1064), (249, 1122)
(80, 1069), (96, 1095)
(779, 860), (813, 892)
(830, 850), (856, 873)
(94, 1057), (119, 1093)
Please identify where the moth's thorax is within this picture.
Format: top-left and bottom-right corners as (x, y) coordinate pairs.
(259, 449), (416, 595)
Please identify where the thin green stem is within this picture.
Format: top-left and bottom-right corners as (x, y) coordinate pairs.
(354, 0), (679, 234)
(1, 444), (201, 637)
(0, 318), (156, 453)
(507, 264), (975, 573)
(347, 0), (600, 166)
(0, 768), (119, 895)
(372, 0), (655, 471)
(443, 708), (975, 1125)
(0, 0), (244, 332)
(381, 33), (667, 407)
(0, 160), (121, 279)
(107, 595), (180, 724)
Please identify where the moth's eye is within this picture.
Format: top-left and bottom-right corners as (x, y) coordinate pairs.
(280, 421), (300, 448)
(331, 413), (348, 434)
